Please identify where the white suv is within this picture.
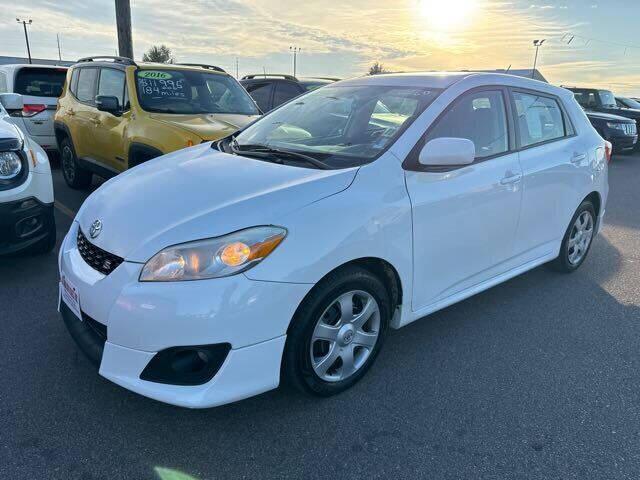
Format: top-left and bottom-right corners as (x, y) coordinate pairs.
(0, 93), (55, 255)
(58, 72), (608, 408)
(0, 64), (68, 153)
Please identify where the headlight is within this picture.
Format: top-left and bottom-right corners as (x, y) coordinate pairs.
(0, 151), (22, 179)
(140, 226), (287, 282)
(606, 122), (625, 130)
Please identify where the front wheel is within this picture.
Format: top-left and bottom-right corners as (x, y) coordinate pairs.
(551, 201), (596, 273)
(282, 266), (390, 397)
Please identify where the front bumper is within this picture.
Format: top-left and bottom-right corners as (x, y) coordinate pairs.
(604, 131), (637, 151)
(0, 197), (54, 255)
(58, 222), (312, 408)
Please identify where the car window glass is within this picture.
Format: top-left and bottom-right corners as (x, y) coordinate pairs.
(0, 72), (7, 93)
(97, 68), (125, 107)
(426, 90), (508, 159)
(76, 68), (98, 104)
(514, 92), (565, 148)
(245, 82), (272, 111)
(273, 82), (302, 108)
(70, 69), (79, 96)
(598, 90), (616, 108)
(14, 67), (66, 98)
(573, 91), (598, 109)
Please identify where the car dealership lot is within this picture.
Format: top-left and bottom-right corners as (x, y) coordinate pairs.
(2, 156), (639, 479)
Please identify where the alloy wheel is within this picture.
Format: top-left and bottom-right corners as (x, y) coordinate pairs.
(310, 290), (381, 382)
(62, 145), (75, 183)
(567, 210), (594, 265)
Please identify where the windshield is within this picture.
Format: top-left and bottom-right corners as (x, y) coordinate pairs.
(14, 67), (67, 98)
(598, 90), (617, 108)
(234, 84), (441, 168)
(620, 97), (640, 109)
(136, 69), (259, 115)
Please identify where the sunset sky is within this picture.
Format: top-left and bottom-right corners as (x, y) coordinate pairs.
(2, 0), (640, 94)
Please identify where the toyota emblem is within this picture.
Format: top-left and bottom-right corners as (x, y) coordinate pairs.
(89, 219), (103, 239)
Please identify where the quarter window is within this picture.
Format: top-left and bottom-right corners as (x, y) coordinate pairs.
(514, 92), (565, 148)
(76, 68), (98, 104)
(97, 68), (126, 108)
(426, 90), (509, 159)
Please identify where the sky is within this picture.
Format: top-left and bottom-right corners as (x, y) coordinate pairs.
(2, 0), (640, 94)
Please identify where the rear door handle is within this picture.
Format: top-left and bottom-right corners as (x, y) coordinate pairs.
(571, 153), (587, 163)
(500, 173), (522, 185)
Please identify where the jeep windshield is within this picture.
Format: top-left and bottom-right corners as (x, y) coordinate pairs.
(135, 69), (259, 115)
(232, 84), (441, 168)
(598, 90), (617, 108)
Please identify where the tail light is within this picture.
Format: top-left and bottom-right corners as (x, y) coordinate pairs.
(604, 141), (612, 163)
(13, 104), (47, 118)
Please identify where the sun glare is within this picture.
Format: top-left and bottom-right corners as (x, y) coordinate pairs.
(419, 0), (479, 30)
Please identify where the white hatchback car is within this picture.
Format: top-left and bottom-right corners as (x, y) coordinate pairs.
(58, 73), (608, 408)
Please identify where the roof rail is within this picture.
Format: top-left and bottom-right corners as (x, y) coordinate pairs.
(241, 74), (298, 81)
(175, 63), (226, 73)
(77, 56), (137, 66)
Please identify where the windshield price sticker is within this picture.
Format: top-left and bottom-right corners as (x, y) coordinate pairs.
(138, 77), (187, 99)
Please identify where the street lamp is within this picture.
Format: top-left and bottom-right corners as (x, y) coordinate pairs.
(16, 18), (33, 64)
(289, 46), (301, 77)
(532, 39), (546, 79)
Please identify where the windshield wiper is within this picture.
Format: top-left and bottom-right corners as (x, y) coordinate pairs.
(231, 141), (332, 170)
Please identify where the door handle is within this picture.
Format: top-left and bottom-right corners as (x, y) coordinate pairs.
(571, 153), (587, 163)
(500, 173), (522, 185)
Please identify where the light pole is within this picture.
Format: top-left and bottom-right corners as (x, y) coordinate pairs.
(289, 46), (301, 77)
(16, 18), (33, 64)
(532, 39), (546, 79)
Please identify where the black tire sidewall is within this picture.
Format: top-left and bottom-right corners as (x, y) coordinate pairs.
(61, 138), (90, 188)
(284, 267), (391, 397)
(556, 201), (597, 272)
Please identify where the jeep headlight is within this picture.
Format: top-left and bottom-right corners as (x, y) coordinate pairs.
(140, 226), (287, 282)
(0, 151), (22, 179)
(606, 122), (625, 130)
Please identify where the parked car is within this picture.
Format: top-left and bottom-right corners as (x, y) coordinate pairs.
(240, 74), (338, 112)
(54, 57), (260, 189)
(583, 110), (637, 153)
(616, 96), (640, 109)
(0, 64), (68, 153)
(567, 87), (640, 147)
(58, 72), (608, 408)
(0, 93), (55, 255)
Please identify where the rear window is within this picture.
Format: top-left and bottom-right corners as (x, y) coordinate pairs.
(14, 67), (66, 98)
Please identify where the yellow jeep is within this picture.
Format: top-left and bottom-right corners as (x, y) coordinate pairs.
(54, 57), (260, 188)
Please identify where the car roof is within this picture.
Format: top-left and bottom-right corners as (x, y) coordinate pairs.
(136, 62), (226, 74)
(0, 64), (68, 71)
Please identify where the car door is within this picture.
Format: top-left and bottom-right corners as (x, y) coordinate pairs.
(404, 88), (523, 311)
(510, 89), (585, 264)
(68, 66), (100, 160)
(92, 67), (129, 173)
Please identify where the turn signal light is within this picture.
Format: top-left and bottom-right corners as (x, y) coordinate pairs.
(22, 104), (47, 117)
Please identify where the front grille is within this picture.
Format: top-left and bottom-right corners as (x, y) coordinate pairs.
(77, 228), (124, 275)
(623, 123), (637, 135)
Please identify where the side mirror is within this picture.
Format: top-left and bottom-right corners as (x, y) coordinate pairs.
(95, 95), (120, 115)
(418, 137), (476, 167)
(0, 93), (24, 112)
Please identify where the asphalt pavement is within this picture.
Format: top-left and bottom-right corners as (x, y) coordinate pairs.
(1, 153), (640, 479)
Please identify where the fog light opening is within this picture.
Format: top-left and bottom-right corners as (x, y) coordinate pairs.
(170, 349), (209, 374)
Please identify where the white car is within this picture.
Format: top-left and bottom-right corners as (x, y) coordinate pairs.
(0, 64), (68, 153)
(0, 93), (55, 255)
(58, 73), (608, 408)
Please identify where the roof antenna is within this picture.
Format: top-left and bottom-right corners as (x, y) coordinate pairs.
(505, 64), (511, 73)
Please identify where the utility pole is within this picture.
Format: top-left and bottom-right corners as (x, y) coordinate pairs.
(532, 39), (545, 79)
(236, 57), (239, 79)
(16, 18), (33, 64)
(56, 33), (62, 61)
(289, 46), (301, 77)
(115, 0), (134, 59)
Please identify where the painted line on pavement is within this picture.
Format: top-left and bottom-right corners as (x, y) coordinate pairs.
(54, 201), (76, 219)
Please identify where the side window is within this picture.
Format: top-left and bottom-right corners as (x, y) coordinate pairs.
(245, 82), (272, 112)
(573, 91), (597, 109)
(426, 90), (509, 159)
(0, 72), (7, 93)
(69, 69), (80, 96)
(97, 68), (126, 107)
(514, 92), (565, 148)
(76, 68), (98, 104)
(273, 82), (302, 108)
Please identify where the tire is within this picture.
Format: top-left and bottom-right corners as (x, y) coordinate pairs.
(551, 200), (596, 273)
(60, 137), (91, 189)
(282, 266), (391, 397)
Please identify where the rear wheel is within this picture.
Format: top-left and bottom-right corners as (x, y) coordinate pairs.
(283, 266), (390, 397)
(551, 201), (596, 273)
(61, 137), (91, 189)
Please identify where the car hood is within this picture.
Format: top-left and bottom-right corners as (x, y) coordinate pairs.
(76, 143), (357, 262)
(585, 110), (635, 122)
(148, 113), (259, 141)
(606, 107), (640, 119)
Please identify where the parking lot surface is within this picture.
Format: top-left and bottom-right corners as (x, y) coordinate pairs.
(2, 154), (640, 479)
